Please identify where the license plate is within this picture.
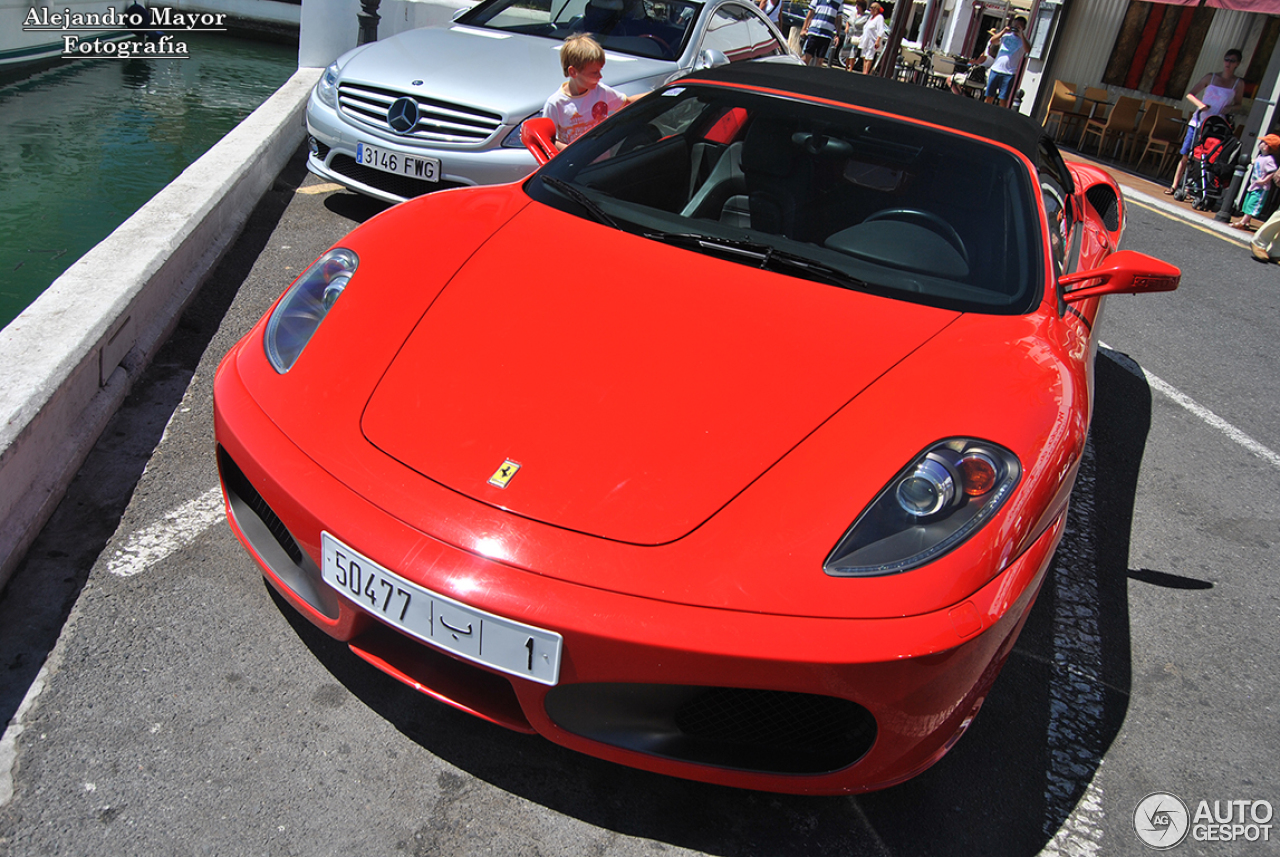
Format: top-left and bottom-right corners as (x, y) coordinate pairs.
(355, 141), (440, 182)
(320, 532), (561, 685)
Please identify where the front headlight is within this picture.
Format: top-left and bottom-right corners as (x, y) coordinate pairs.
(502, 112), (542, 148)
(316, 61), (341, 109)
(824, 439), (1020, 577)
(264, 248), (358, 373)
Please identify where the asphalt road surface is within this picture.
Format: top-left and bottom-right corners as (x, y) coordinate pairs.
(1, 148), (1277, 857)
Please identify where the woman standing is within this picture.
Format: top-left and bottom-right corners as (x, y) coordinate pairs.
(859, 2), (885, 74)
(841, 1), (869, 72)
(1166, 50), (1244, 196)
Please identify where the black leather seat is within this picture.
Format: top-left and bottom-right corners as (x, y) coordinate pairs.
(740, 117), (811, 237)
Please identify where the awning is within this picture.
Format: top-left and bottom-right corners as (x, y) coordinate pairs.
(1210, 0), (1280, 9)
(1144, 0), (1280, 10)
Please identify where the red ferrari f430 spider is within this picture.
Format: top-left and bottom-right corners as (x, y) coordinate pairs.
(214, 63), (1179, 794)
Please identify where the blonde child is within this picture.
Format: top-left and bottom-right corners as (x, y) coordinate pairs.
(542, 35), (641, 149)
(1232, 134), (1280, 231)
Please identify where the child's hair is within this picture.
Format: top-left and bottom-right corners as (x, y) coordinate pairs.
(561, 34), (605, 75)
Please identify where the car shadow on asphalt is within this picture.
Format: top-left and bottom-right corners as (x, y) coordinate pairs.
(273, 353), (1154, 856)
(323, 191), (393, 224)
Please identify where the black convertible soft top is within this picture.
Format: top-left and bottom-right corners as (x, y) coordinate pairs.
(681, 62), (1047, 166)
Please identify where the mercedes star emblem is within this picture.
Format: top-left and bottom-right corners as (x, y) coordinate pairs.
(387, 97), (419, 134)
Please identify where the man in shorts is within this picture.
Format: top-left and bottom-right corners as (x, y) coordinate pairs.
(983, 16), (1029, 108)
(800, 0), (843, 67)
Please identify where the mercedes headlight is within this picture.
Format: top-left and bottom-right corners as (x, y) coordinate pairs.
(502, 112), (542, 148)
(264, 248), (357, 373)
(824, 439), (1021, 577)
(316, 61), (340, 109)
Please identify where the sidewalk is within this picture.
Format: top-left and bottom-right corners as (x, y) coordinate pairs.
(1062, 147), (1252, 245)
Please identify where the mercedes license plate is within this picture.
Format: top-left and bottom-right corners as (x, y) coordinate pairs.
(355, 141), (439, 182)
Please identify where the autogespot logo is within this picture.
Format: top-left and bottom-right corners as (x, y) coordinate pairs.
(1135, 792), (1190, 849)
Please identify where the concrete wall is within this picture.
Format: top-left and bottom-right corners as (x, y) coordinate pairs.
(0, 67), (322, 593)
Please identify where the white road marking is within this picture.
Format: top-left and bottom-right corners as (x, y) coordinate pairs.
(2, 492), (226, 806)
(1040, 346), (1277, 852)
(106, 487), (225, 577)
(1101, 344), (1280, 471)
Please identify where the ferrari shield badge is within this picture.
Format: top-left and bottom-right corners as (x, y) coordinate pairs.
(488, 459), (521, 489)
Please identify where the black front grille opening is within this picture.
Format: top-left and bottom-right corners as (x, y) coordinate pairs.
(330, 154), (467, 200)
(217, 446), (340, 619)
(350, 621), (534, 734)
(545, 683), (876, 775)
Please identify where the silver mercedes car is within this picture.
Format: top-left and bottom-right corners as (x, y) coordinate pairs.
(305, 0), (796, 203)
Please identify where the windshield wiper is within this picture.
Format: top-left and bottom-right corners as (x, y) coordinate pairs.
(540, 177), (621, 230)
(643, 231), (870, 291)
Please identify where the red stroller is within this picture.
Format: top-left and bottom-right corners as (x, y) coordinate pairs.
(1174, 115), (1242, 212)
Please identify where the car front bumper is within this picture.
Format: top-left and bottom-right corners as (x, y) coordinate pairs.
(212, 337), (1062, 795)
(305, 89), (539, 204)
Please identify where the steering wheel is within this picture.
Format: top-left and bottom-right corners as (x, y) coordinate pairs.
(637, 33), (672, 55)
(863, 208), (968, 264)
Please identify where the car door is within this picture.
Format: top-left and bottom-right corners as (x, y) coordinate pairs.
(697, 1), (791, 63)
(1038, 138), (1106, 367)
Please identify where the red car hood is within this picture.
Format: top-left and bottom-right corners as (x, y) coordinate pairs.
(361, 206), (959, 545)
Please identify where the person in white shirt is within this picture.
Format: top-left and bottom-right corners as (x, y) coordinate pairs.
(858, 3), (885, 74)
(543, 35), (643, 149)
(840, 0), (868, 72)
(982, 16), (1029, 107)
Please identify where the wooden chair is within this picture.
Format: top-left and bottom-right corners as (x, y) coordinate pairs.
(928, 56), (956, 89)
(1080, 86), (1111, 123)
(1042, 80), (1088, 143)
(898, 48), (924, 82)
(1137, 106), (1186, 177)
(1119, 99), (1163, 163)
(1081, 94), (1142, 158)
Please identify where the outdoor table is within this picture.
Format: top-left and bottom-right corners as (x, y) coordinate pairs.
(1068, 92), (1114, 121)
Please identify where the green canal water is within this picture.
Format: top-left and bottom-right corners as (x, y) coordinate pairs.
(0, 32), (297, 331)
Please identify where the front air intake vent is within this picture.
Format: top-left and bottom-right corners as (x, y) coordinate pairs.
(1085, 184), (1120, 232)
(546, 683), (876, 775)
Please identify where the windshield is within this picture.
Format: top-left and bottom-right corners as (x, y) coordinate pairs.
(527, 85), (1045, 314)
(459, 0), (701, 61)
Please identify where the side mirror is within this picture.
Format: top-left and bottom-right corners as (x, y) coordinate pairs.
(521, 116), (558, 166)
(696, 48), (730, 70)
(452, 7), (469, 21)
(1059, 250), (1180, 304)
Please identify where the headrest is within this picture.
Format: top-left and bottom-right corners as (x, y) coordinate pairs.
(742, 118), (796, 176)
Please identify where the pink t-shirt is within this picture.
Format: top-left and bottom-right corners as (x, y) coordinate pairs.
(543, 83), (627, 145)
